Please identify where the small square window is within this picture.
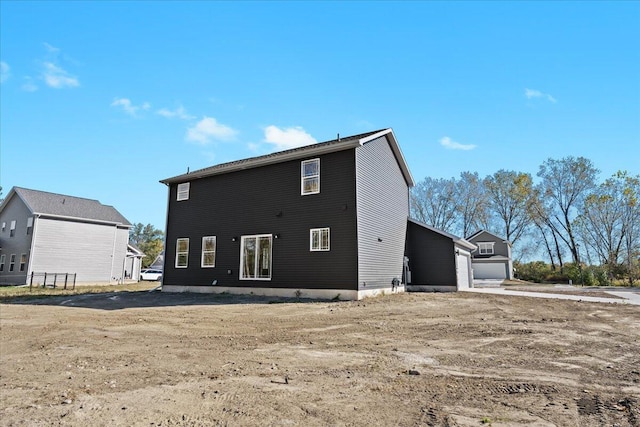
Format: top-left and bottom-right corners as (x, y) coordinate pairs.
(177, 182), (190, 201)
(478, 242), (494, 255)
(201, 236), (216, 268)
(301, 159), (320, 195)
(310, 228), (330, 251)
(176, 238), (189, 268)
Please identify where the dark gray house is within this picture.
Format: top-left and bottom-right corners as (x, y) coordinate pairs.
(0, 187), (134, 285)
(160, 129), (417, 300)
(405, 219), (476, 292)
(466, 229), (513, 280)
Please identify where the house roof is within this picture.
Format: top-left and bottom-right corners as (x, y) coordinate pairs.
(2, 187), (131, 227)
(466, 229), (511, 246)
(160, 128), (415, 187)
(408, 218), (476, 251)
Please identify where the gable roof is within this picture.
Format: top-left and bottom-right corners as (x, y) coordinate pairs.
(160, 128), (415, 187)
(466, 229), (511, 246)
(408, 218), (476, 251)
(2, 187), (131, 227)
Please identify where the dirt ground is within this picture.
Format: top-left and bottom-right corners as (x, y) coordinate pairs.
(1, 289), (639, 427)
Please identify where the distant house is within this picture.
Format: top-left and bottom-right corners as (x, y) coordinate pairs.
(0, 187), (135, 285)
(466, 230), (513, 280)
(405, 219), (476, 292)
(125, 243), (145, 281)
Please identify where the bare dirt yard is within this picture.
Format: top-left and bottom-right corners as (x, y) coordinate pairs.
(1, 288), (639, 426)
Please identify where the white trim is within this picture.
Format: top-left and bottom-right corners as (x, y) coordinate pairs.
(310, 227), (330, 251)
(201, 236), (216, 268)
(239, 234), (273, 281)
(177, 182), (190, 201)
(301, 158), (320, 195)
(175, 238), (189, 268)
(478, 242), (495, 255)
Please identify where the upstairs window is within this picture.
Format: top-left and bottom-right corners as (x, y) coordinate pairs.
(478, 242), (494, 255)
(1, 222), (5, 232)
(27, 217), (33, 235)
(10, 220), (16, 237)
(175, 238), (189, 268)
(310, 228), (330, 251)
(177, 182), (190, 201)
(201, 236), (217, 268)
(301, 159), (320, 195)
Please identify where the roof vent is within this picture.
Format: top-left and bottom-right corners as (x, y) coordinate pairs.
(337, 133), (340, 141)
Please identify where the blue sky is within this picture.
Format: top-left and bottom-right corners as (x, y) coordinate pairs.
(1, 1), (639, 231)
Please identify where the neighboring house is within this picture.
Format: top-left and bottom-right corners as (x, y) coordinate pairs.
(125, 243), (145, 282)
(405, 219), (476, 292)
(160, 129), (416, 300)
(0, 187), (135, 285)
(466, 230), (513, 280)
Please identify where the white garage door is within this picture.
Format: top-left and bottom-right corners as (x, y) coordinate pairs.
(456, 252), (471, 290)
(473, 263), (507, 280)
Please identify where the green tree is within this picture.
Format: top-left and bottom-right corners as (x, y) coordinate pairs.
(484, 170), (534, 245)
(130, 223), (164, 268)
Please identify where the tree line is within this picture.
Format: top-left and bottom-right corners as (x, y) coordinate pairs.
(129, 223), (164, 268)
(410, 157), (639, 285)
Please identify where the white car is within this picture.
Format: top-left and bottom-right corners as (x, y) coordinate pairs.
(140, 269), (163, 281)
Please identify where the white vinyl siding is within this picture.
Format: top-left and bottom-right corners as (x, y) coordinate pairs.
(177, 183), (190, 201)
(176, 238), (189, 268)
(301, 159), (320, 195)
(201, 236), (216, 268)
(310, 228), (330, 251)
(240, 234), (272, 280)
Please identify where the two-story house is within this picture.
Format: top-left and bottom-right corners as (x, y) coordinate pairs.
(160, 129), (416, 300)
(160, 128), (476, 300)
(466, 229), (514, 280)
(0, 187), (136, 285)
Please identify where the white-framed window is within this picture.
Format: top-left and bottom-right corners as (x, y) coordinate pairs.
(310, 228), (330, 251)
(10, 220), (16, 237)
(177, 182), (190, 201)
(9, 254), (16, 272)
(478, 242), (495, 255)
(27, 217), (33, 235)
(0, 254), (5, 272)
(1, 222), (5, 232)
(19, 254), (27, 272)
(201, 236), (217, 268)
(240, 234), (272, 280)
(175, 238), (189, 268)
(301, 158), (320, 195)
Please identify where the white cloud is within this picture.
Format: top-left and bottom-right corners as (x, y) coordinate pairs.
(439, 136), (476, 151)
(43, 42), (60, 53)
(157, 105), (194, 120)
(42, 61), (79, 88)
(525, 88), (556, 103)
(21, 76), (38, 92)
(263, 125), (317, 150)
(186, 117), (237, 144)
(111, 97), (151, 117)
(0, 62), (10, 83)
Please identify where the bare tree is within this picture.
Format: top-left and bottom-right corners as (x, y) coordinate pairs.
(484, 170), (534, 245)
(410, 177), (458, 233)
(537, 157), (598, 264)
(454, 171), (488, 238)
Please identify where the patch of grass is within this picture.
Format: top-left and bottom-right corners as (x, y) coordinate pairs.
(0, 282), (158, 303)
(480, 416), (492, 425)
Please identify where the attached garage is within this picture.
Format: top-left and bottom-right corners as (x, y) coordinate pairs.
(405, 219), (477, 292)
(473, 260), (508, 280)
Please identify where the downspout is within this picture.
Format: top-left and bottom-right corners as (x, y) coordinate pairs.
(160, 182), (172, 289)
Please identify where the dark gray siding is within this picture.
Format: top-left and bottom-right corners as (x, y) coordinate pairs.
(469, 231), (509, 258)
(355, 136), (409, 290)
(163, 149), (359, 290)
(405, 220), (456, 286)
(0, 195), (34, 285)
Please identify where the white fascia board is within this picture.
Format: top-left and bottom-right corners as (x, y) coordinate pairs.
(34, 212), (129, 227)
(360, 128), (415, 187)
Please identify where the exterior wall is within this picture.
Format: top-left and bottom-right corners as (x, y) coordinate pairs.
(469, 231), (510, 258)
(0, 196), (34, 285)
(30, 218), (128, 283)
(405, 220), (457, 290)
(163, 149), (359, 293)
(355, 136), (409, 292)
